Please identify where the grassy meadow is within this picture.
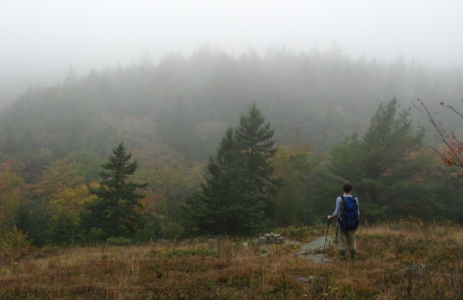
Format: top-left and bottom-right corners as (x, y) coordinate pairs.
(1, 221), (462, 299)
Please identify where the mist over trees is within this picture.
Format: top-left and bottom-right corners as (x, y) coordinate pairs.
(0, 46), (462, 245)
(1, 47), (462, 163)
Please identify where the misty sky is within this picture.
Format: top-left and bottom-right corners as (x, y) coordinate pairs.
(1, 0), (463, 103)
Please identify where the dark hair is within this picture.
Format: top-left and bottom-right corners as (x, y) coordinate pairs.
(343, 181), (352, 193)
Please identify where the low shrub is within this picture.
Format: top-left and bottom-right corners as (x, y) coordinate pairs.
(106, 236), (133, 246)
(162, 248), (219, 258)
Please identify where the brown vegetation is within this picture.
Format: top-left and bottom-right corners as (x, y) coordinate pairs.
(1, 221), (462, 299)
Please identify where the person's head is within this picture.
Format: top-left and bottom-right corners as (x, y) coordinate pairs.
(343, 181), (352, 193)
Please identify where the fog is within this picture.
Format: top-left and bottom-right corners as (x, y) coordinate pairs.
(1, 0), (463, 104)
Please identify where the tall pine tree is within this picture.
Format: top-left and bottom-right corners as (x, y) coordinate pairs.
(184, 128), (264, 236)
(81, 142), (147, 241)
(235, 103), (279, 218)
(329, 98), (426, 222)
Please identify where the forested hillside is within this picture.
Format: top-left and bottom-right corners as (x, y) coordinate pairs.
(2, 47), (462, 162)
(1, 47), (462, 246)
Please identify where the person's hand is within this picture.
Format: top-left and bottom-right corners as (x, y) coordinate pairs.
(327, 215), (332, 220)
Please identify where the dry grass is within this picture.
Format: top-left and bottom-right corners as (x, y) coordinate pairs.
(1, 221), (462, 299)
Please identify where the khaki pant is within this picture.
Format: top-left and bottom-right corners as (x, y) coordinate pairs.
(338, 229), (356, 251)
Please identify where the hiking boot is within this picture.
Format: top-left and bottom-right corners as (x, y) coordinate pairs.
(338, 250), (347, 260)
(350, 250), (357, 259)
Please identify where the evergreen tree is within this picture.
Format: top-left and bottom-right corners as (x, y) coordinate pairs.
(81, 142), (147, 240)
(329, 98), (426, 222)
(184, 128), (264, 236)
(50, 212), (78, 245)
(235, 103), (279, 218)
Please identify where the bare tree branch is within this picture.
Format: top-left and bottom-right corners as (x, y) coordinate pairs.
(412, 98), (463, 173)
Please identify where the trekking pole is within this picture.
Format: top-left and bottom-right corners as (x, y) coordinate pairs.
(321, 218), (331, 263)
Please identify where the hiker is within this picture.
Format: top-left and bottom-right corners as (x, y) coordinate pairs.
(327, 181), (359, 260)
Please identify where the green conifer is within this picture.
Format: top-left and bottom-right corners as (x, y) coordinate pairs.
(235, 103), (279, 218)
(81, 142), (147, 241)
(184, 128), (264, 236)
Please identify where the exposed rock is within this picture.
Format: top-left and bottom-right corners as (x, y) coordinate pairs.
(258, 237), (267, 244)
(258, 232), (284, 244)
(296, 276), (313, 283)
(394, 263), (427, 275)
(296, 276), (329, 284)
(295, 236), (333, 263)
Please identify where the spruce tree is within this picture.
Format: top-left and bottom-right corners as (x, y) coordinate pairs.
(184, 128), (264, 236)
(235, 103), (279, 218)
(329, 98), (426, 222)
(50, 212), (77, 245)
(81, 142), (147, 240)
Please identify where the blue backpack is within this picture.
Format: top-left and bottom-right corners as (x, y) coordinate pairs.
(338, 195), (359, 230)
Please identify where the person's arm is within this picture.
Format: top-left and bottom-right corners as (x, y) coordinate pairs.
(328, 197), (343, 219)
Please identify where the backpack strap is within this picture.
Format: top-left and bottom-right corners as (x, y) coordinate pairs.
(340, 195), (358, 211)
(351, 195), (358, 209)
(340, 195), (346, 212)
